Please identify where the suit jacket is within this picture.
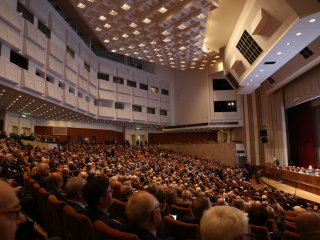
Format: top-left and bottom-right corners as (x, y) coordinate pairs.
(85, 206), (122, 230)
(32, 174), (47, 188)
(125, 225), (160, 240)
(66, 200), (86, 214)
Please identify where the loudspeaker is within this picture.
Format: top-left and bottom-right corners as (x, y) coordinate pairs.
(261, 136), (268, 143)
(260, 129), (267, 137)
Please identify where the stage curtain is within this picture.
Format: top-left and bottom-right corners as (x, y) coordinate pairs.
(287, 102), (314, 168)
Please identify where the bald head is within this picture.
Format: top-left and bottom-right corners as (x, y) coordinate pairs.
(35, 162), (50, 178)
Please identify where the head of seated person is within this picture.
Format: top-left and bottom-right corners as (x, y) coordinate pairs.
(125, 191), (162, 236)
(200, 205), (249, 240)
(0, 180), (26, 240)
(109, 179), (122, 199)
(65, 176), (86, 202)
(190, 197), (211, 222)
(119, 185), (134, 202)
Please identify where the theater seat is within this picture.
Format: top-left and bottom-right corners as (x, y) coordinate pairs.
(47, 195), (65, 237)
(163, 216), (201, 240)
(169, 204), (192, 221)
(284, 230), (302, 240)
(250, 224), (271, 240)
(62, 205), (93, 240)
(93, 220), (139, 240)
(109, 198), (128, 223)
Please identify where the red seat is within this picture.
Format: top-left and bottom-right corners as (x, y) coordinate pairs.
(93, 220), (139, 240)
(250, 224), (271, 240)
(163, 216), (201, 240)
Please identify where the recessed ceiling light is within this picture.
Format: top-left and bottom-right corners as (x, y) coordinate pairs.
(214, 55), (220, 58)
(142, 18), (151, 24)
(259, 69), (264, 72)
(167, 52), (172, 56)
(190, 66), (195, 69)
(95, 27), (102, 31)
(87, 0), (95, 2)
(112, 36), (119, 41)
(104, 23), (111, 28)
(246, 83), (250, 86)
(128, 45), (134, 49)
(162, 31), (170, 35)
(138, 43), (145, 47)
(309, 19), (316, 23)
(129, 22), (137, 28)
(154, 48), (160, 52)
(133, 52), (139, 55)
(163, 38), (171, 42)
(109, 10), (118, 16)
(197, 13), (206, 20)
(98, 16), (106, 21)
(199, 68), (204, 69)
(179, 46), (186, 50)
(119, 47), (125, 51)
(255, 74), (259, 77)
(143, 50), (148, 53)
(77, 3), (86, 8)
(177, 24), (186, 30)
(296, 32), (302, 36)
(286, 42), (291, 46)
(122, 34), (129, 38)
(158, 7), (167, 13)
(156, 54), (162, 57)
(133, 30), (140, 35)
(277, 51), (282, 55)
(150, 41), (157, 45)
(121, 4), (131, 10)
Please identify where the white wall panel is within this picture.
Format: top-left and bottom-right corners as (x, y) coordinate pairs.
(99, 90), (115, 100)
(90, 53), (98, 71)
(148, 91), (160, 101)
(79, 42), (90, 63)
(23, 39), (46, 66)
(147, 114), (159, 123)
(0, 60), (21, 85)
(133, 88), (147, 98)
(118, 65), (133, 80)
(0, 20), (22, 51)
(98, 58), (117, 75)
(64, 91), (77, 107)
(64, 67), (78, 85)
(21, 70), (45, 94)
(160, 94), (169, 103)
(66, 31), (79, 53)
(49, 14), (66, 41)
(65, 55), (78, 72)
(147, 99), (159, 108)
(133, 112), (146, 122)
(77, 98), (88, 112)
(46, 82), (63, 101)
(99, 80), (115, 91)
(78, 77), (88, 91)
(160, 101), (169, 110)
(133, 96), (146, 106)
(88, 102), (97, 115)
(0, 2), (23, 31)
(29, 0), (49, 24)
(25, 21), (47, 49)
(98, 106), (116, 118)
(160, 115), (169, 124)
(117, 84), (132, 94)
(89, 70), (98, 86)
(116, 109), (131, 120)
(79, 65), (89, 80)
(48, 39), (65, 62)
(89, 84), (98, 97)
(116, 93), (131, 103)
(147, 76), (159, 87)
(133, 70), (147, 83)
(47, 55), (63, 77)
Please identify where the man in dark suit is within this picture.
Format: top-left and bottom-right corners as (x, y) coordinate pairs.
(125, 191), (162, 240)
(82, 176), (121, 230)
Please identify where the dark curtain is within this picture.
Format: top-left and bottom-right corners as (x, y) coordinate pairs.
(287, 102), (314, 167)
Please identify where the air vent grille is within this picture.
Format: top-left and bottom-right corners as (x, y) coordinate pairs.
(264, 61), (276, 65)
(299, 47), (314, 59)
(226, 72), (239, 89)
(267, 77), (275, 84)
(236, 30), (263, 64)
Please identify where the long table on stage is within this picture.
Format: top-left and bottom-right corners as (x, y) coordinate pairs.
(265, 165), (320, 196)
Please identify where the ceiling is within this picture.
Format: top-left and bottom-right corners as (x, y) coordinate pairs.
(52, 0), (246, 71)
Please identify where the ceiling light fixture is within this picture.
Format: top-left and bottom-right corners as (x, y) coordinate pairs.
(109, 10), (118, 16)
(133, 30), (140, 35)
(277, 51), (282, 55)
(121, 4), (131, 10)
(296, 32), (302, 36)
(98, 16), (106, 21)
(150, 41), (157, 45)
(197, 13), (206, 19)
(178, 24), (186, 30)
(77, 3), (86, 8)
(161, 31), (170, 35)
(158, 7), (167, 13)
(142, 18), (151, 24)
(95, 27), (102, 31)
(122, 34), (129, 38)
(309, 19), (316, 23)
(104, 23), (111, 28)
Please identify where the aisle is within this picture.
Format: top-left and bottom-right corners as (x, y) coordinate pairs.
(260, 177), (320, 203)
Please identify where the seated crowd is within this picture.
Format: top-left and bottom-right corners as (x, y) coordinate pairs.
(1, 133), (320, 240)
